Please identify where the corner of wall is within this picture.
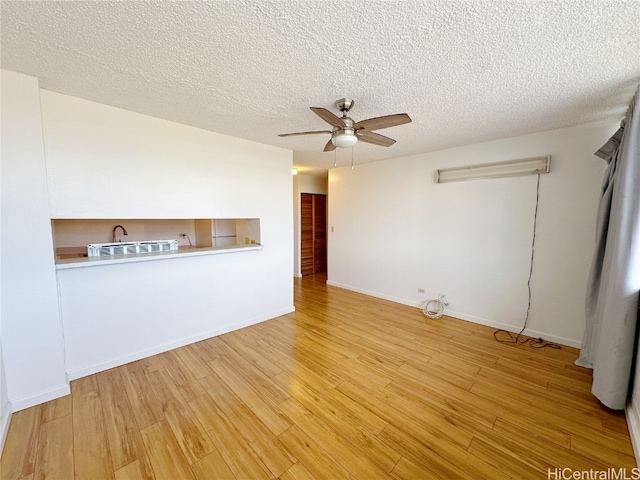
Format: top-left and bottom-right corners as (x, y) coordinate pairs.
(625, 402), (640, 467)
(2, 69), (69, 414)
(0, 338), (11, 456)
(9, 384), (71, 413)
(0, 405), (12, 455)
(625, 335), (640, 468)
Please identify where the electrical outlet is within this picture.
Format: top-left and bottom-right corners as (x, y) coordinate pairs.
(418, 288), (425, 294)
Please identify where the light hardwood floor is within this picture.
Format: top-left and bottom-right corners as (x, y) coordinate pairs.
(1, 274), (636, 479)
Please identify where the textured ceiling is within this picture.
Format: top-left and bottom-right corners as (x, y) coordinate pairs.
(2, 1), (639, 175)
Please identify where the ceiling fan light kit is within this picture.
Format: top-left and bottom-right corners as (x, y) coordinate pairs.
(279, 98), (411, 155)
(331, 130), (358, 148)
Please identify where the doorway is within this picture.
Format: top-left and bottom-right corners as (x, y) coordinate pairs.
(300, 193), (327, 276)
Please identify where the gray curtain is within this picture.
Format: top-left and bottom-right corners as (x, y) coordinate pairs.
(576, 85), (640, 410)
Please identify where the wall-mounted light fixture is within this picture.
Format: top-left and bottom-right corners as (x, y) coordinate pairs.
(292, 168), (298, 175)
(436, 155), (550, 184)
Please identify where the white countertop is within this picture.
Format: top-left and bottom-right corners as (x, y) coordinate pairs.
(55, 244), (263, 269)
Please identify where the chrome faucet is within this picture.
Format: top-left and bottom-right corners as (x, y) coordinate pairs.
(112, 224), (128, 243)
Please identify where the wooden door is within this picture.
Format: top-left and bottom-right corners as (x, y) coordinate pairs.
(301, 193), (314, 276)
(313, 195), (327, 273)
(300, 193), (327, 276)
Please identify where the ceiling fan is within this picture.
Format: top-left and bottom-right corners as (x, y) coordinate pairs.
(279, 98), (411, 152)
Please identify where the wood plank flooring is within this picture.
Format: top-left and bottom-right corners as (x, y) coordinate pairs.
(2, 274), (636, 479)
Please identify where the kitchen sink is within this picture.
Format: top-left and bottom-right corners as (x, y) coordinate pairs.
(87, 240), (178, 257)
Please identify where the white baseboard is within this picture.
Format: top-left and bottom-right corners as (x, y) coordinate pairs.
(325, 280), (581, 348)
(626, 403), (640, 468)
(67, 306), (295, 381)
(10, 384), (71, 412)
(0, 405), (12, 455)
(326, 280), (422, 308)
(445, 309), (581, 348)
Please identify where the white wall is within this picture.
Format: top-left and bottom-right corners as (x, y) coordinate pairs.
(41, 91), (292, 220)
(40, 91), (294, 378)
(0, 73), (7, 450)
(298, 174), (329, 196)
(57, 251), (288, 378)
(293, 173), (328, 276)
(328, 122), (617, 346)
(293, 176), (300, 276)
(0, 71), (69, 411)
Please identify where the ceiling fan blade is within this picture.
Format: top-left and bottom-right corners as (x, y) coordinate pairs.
(354, 113), (411, 131)
(278, 130), (332, 137)
(323, 139), (336, 152)
(358, 131), (396, 147)
(311, 107), (346, 128)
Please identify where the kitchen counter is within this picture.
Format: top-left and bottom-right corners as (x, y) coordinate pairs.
(55, 244), (263, 269)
